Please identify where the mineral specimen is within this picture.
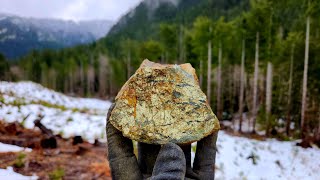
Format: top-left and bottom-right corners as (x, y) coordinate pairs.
(109, 60), (220, 144)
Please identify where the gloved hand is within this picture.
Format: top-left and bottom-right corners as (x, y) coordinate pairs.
(106, 104), (218, 180)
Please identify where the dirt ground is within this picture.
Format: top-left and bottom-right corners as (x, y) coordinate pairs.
(0, 121), (111, 180)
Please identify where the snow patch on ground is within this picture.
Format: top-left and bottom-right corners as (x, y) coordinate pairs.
(0, 142), (31, 153)
(0, 81), (109, 112)
(0, 167), (37, 180)
(1, 81), (320, 179)
(215, 131), (320, 179)
(191, 131), (320, 179)
(0, 81), (111, 143)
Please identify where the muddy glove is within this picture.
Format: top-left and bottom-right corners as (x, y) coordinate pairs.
(106, 104), (218, 180)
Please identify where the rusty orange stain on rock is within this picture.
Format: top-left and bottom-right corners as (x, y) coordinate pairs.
(109, 59), (220, 145)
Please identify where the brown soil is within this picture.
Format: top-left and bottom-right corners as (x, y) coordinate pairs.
(0, 121), (111, 180)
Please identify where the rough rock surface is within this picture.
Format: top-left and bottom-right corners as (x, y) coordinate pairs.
(109, 60), (220, 144)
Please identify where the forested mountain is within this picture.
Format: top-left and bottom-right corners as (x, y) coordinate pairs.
(0, 13), (113, 59)
(108, 0), (249, 40)
(2, 0), (320, 145)
(105, 0), (249, 52)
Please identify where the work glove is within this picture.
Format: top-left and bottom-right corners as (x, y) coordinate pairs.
(106, 103), (218, 180)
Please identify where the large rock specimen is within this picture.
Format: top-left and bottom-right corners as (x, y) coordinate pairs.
(109, 60), (220, 144)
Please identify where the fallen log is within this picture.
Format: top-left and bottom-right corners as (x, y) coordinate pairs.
(34, 118), (53, 137)
(34, 118), (57, 149)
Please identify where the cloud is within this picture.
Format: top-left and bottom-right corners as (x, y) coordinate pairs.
(57, 0), (88, 21)
(0, 0), (142, 21)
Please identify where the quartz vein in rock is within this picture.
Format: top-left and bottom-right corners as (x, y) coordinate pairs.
(109, 60), (220, 144)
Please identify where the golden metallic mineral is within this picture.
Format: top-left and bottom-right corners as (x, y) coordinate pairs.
(109, 60), (220, 144)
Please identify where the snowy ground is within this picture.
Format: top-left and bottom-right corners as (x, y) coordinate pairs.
(0, 142), (31, 153)
(0, 142), (34, 179)
(1, 81), (320, 179)
(0, 81), (112, 143)
(215, 131), (320, 180)
(0, 167), (37, 180)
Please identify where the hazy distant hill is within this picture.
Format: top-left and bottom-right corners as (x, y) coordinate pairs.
(0, 13), (113, 59)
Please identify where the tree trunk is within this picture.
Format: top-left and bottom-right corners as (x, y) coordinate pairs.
(41, 68), (47, 87)
(49, 69), (56, 90)
(127, 51), (131, 80)
(179, 24), (183, 63)
(64, 78), (68, 93)
(87, 66), (95, 96)
(286, 44), (295, 136)
(239, 39), (246, 132)
(301, 16), (310, 138)
(86, 67), (90, 95)
(80, 61), (85, 96)
(69, 71), (74, 93)
(207, 40), (212, 104)
(278, 26), (284, 40)
(266, 62), (273, 136)
(232, 66), (237, 123)
(99, 55), (108, 97)
(165, 51), (168, 64)
(108, 67), (113, 96)
(161, 53), (165, 64)
(252, 32), (260, 133)
(200, 58), (203, 89)
(318, 106), (320, 141)
(217, 41), (222, 120)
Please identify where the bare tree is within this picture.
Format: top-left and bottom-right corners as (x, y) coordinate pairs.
(217, 42), (222, 120)
(87, 66), (95, 95)
(252, 32), (260, 133)
(79, 61), (85, 96)
(207, 40), (212, 104)
(41, 67), (47, 87)
(239, 39), (246, 132)
(69, 71), (74, 93)
(49, 69), (56, 90)
(286, 44), (295, 135)
(318, 107), (320, 141)
(266, 62), (273, 136)
(199, 58), (203, 88)
(179, 24), (184, 63)
(99, 55), (108, 97)
(301, 16), (310, 138)
(127, 51), (131, 80)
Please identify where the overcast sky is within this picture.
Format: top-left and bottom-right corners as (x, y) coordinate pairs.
(0, 0), (142, 21)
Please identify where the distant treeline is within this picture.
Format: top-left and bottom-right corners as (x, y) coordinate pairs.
(1, 0), (320, 144)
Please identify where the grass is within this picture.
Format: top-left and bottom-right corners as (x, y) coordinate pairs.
(1, 91), (99, 116)
(49, 167), (65, 180)
(1, 96), (87, 113)
(13, 153), (26, 168)
(67, 117), (73, 122)
(192, 144), (197, 153)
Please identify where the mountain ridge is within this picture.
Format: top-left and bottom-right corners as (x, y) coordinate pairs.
(0, 13), (113, 59)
